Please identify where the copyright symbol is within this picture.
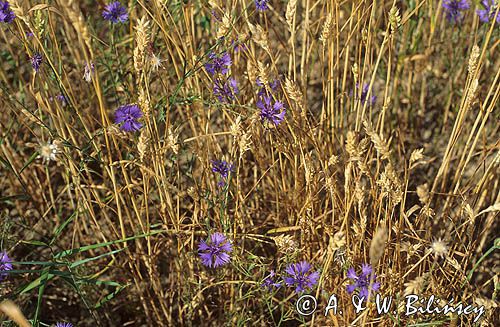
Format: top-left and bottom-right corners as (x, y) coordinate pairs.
(296, 294), (317, 316)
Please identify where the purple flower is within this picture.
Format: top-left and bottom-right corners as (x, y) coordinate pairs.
(256, 78), (281, 98)
(0, 251), (12, 280)
(255, 0), (270, 11)
(0, 1), (15, 24)
(262, 270), (282, 290)
(284, 261), (320, 293)
(346, 264), (380, 300)
(213, 78), (239, 103)
(55, 323), (73, 327)
(204, 52), (232, 75)
(442, 0), (470, 23)
(257, 96), (286, 126)
(102, 1), (128, 24)
(30, 53), (42, 72)
(114, 104), (143, 132)
(476, 0), (500, 23)
(211, 160), (234, 179)
(198, 232), (233, 268)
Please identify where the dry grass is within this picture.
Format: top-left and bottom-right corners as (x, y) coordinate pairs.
(0, 0), (499, 326)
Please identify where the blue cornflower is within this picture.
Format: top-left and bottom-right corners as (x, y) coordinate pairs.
(0, 1), (15, 24)
(30, 53), (43, 72)
(198, 232), (233, 268)
(0, 251), (12, 280)
(262, 270), (282, 290)
(55, 323), (73, 327)
(284, 261), (320, 293)
(213, 78), (239, 103)
(257, 96), (286, 126)
(442, 0), (470, 23)
(204, 52), (232, 75)
(346, 264), (380, 300)
(477, 0), (500, 23)
(102, 1), (128, 23)
(114, 104), (143, 132)
(284, 261), (319, 293)
(255, 0), (270, 12)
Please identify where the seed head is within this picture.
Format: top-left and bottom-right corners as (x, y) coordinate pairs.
(430, 238), (448, 258)
(37, 140), (60, 164)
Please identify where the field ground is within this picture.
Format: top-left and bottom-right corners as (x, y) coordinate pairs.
(0, 0), (499, 326)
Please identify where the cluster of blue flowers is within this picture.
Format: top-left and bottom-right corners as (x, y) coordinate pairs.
(442, 0), (500, 23)
(205, 51), (239, 105)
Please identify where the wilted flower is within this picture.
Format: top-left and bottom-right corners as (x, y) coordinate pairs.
(262, 270), (282, 290)
(150, 53), (163, 71)
(284, 261), (320, 293)
(30, 53), (43, 72)
(198, 232), (233, 268)
(346, 264), (380, 299)
(0, 251), (12, 279)
(55, 323), (73, 327)
(204, 51), (231, 75)
(213, 78), (239, 103)
(114, 104), (143, 132)
(476, 0), (500, 23)
(0, 1), (15, 24)
(430, 238), (448, 258)
(102, 1), (128, 24)
(257, 96), (286, 126)
(442, 0), (470, 23)
(83, 62), (95, 82)
(255, 0), (270, 11)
